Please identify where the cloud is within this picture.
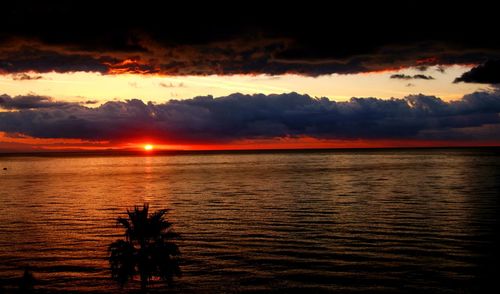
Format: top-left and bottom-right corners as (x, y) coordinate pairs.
(454, 60), (500, 84)
(0, 1), (499, 76)
(413, 74), (434, 80)
(390, 74), (435, 80)
(82, 100), (99, 105)
(0, 94), (73, 109)
(0, 47), (110, 74)
(11, 73), (43, 80)
(436, 66), (446, 73)
(159, 82), (185, 88)
(1, 91), (500, 143)
(390, 74), (413, 80)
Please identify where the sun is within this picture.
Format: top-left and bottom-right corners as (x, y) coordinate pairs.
(144, 144), (154, 151)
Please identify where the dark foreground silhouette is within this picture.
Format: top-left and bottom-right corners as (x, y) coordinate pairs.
(0, 267), (36, 294)
(19, 267), (35, 293)
(109, 204), (181, 291)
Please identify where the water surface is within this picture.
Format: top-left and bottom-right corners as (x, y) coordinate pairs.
(0, 149), (499, 293)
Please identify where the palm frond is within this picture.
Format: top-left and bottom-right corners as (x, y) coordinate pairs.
(109, 203), (181, 290)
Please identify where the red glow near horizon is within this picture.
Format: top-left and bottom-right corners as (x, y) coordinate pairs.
(416, 57), (438, 65)
(1, 132), (499, 152)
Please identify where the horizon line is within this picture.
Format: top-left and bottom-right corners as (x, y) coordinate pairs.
(1, 145), (499, 157)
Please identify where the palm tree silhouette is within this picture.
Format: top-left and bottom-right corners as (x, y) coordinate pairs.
(109, 204), (181, 291)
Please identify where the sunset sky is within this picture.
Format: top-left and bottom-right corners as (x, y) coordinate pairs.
(1, 1), (499, 151)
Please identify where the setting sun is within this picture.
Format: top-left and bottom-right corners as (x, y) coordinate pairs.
(144, 144), (154, 151)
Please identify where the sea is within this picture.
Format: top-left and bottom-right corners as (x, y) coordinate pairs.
(0, 148), (499, 293)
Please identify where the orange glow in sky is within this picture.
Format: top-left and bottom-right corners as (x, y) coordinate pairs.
(0, 64), (497, 152)
(1, 132), (499, 152)
(0, 65), (482, 104)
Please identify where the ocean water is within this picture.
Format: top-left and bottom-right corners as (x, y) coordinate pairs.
(0, 149), (499, 293)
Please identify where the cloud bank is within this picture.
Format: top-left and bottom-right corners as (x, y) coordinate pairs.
(1, 92), (500, 144)
(1, 1), (499, 76)
(454, 60), (500, 84)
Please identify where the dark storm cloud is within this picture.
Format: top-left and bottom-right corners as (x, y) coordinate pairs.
(0, 1), (499, 76)
(1, 92), (500, 143)
(0, 47), (110, 73)
(390, 74), (435, 80)
(0, 94), (73, 109)
(454, 60), (500, 84)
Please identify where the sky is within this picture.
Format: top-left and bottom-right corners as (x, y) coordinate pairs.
(1, 1), (500, 151)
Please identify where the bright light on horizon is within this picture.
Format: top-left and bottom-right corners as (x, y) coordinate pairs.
(144, 144), (154, 151)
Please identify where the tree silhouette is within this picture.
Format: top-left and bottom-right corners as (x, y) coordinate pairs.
(109, 204), (181, 291)
(18, 267), (36, 293)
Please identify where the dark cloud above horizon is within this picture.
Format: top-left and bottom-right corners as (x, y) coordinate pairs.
(454, 60), (500, 84)
(0, 94), (73, 110)
(1, 91), (500, 143)
(390, 74), (435, 80)
(1, 1), (499, 76)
